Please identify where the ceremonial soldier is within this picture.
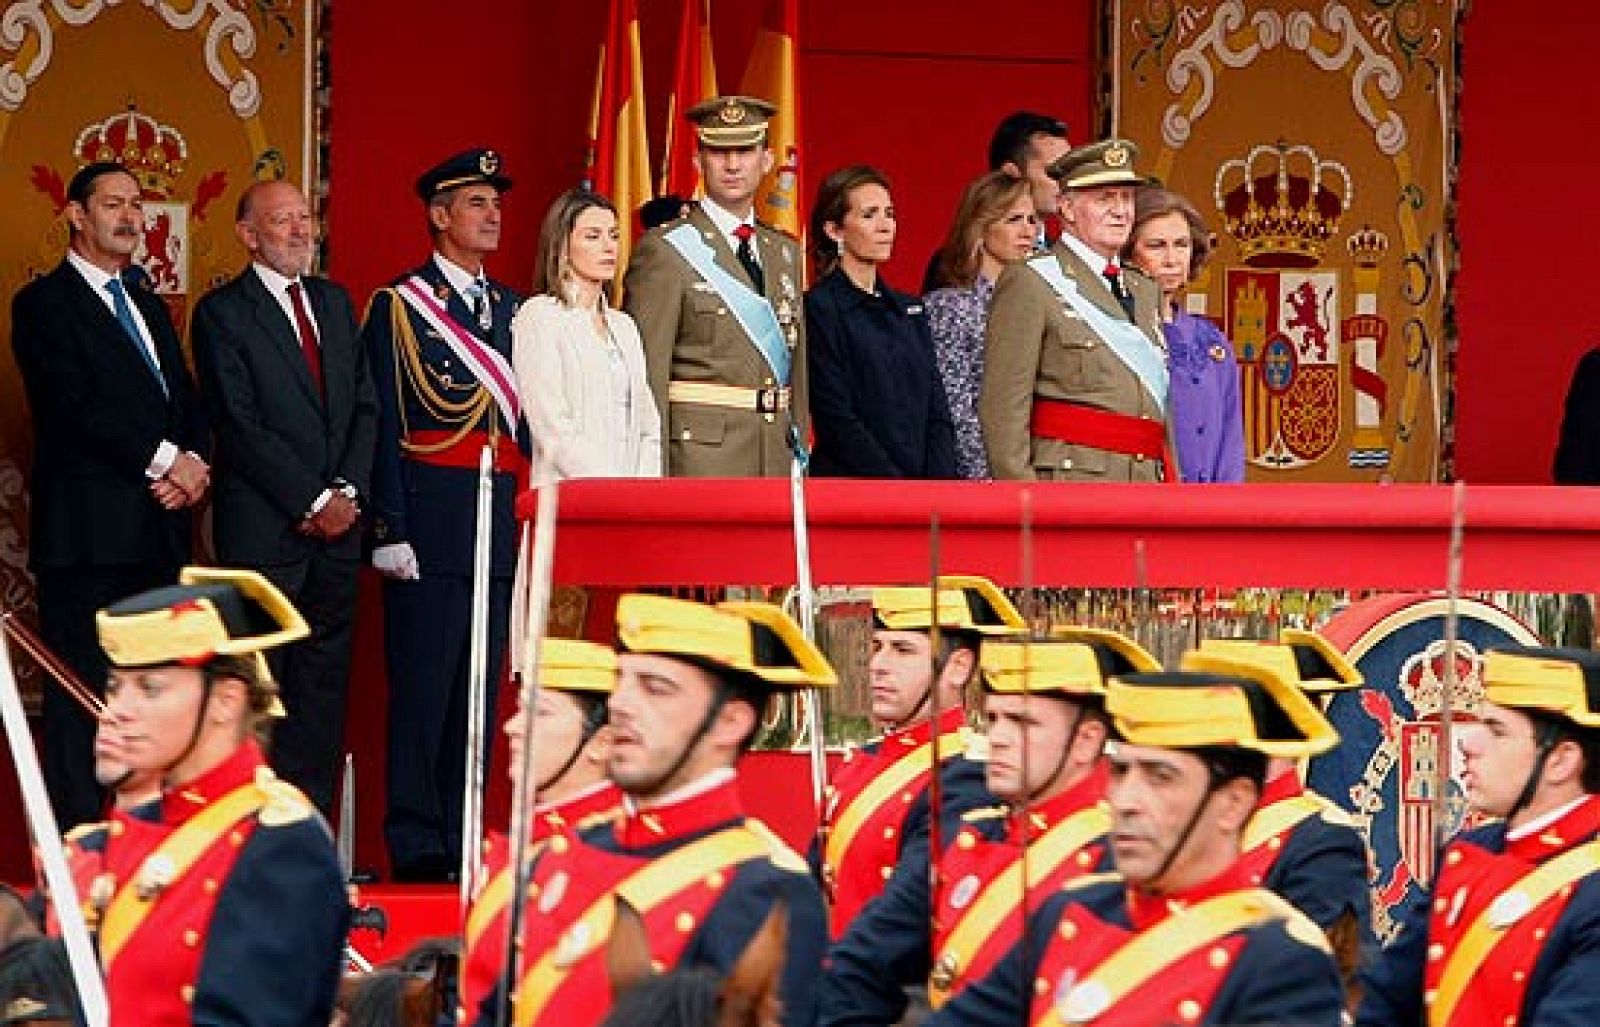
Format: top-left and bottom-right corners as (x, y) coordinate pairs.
(64, 567), (347, 1026)
(477, 595), (830, 1026)
(459, 638), (621, 1019)
(1192, 631), (1374, 984)
(928, 662), (1345, 1025)
(1358, 647), (1600, 1026)
(817, 576), (1024, 939)
(821, 631), (1158, 1025)
(624, 95), (808, 476)
(363, 148), (526, 881)
(980, 138), (1172, 482)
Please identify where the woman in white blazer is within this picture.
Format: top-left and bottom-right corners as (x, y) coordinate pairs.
(512, 189), (661, 479)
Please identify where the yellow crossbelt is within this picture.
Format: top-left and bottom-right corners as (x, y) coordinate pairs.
(99, 782), (266, 970)
(823, 730), (968, 878)
(1241, 794), (1324, 852)
(1429, 840), (1600, 1026)
(929, 804), (1110, 1007)
(512, 826), (771, 1025)
(1035, 888), (1305, 1027)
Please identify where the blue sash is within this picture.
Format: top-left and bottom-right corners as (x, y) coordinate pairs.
(663, 224), (791, 384)
(1027, 255), (1168, 415)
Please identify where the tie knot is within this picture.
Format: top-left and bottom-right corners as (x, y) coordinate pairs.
(105, 277), (126, 297)
(734, 224), (755, 243)
(1102, 262), (1120, 278)
(286, 280), (302, 298)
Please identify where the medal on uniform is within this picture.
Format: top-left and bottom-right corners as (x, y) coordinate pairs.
(1487, 889), (1533, 929)
(949, 873), (980, 911)
(136, 853), (176, 900)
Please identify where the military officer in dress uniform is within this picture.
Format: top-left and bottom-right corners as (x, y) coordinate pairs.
(821, 631), (1159, 1025)
(459, 638), (622, 1020)
(476, 595), (830, 1026)
(623, 95), (808, 477)
(817, 577), (1024, 940)
(980, 138), (1174, 482)
(1191, 631), (1374, 994)
(1358, 646), (1600, 1026)
(927, 661), (1345, 1025)
(363, 148), (526, 880)
(61, 566), (347, 1026)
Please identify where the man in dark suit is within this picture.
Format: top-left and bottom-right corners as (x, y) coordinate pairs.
(11, 160), (209, 828)
(363, 149), (524, 880)
(191, 179), (377, 816)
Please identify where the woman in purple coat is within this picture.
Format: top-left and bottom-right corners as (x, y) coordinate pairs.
(1124, 187), (1245, 483)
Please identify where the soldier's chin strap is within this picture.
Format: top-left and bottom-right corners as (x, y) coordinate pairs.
(162, 664), (222, 787)
(538, 706), (606, 795)
(1505, 718), (1566, 831)
(633, 685), (732, 798)
(1145, 762), (1244, 893)
(1025, 705), (1086, 806)
(890, 682), (935, 733)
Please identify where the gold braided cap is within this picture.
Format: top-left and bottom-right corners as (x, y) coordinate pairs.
(616, 594), (837, 690)
(1484, 647), (1600, 728)
(980, 640), (1107, 698)
(871, 575), (1025, 636)
(686, 94), (776, 148)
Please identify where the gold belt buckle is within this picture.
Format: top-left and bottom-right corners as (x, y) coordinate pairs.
(756, 387), (782, 414)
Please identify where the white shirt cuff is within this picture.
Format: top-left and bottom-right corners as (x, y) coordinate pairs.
(146, 440), (178, 479)
(306, 488), (333, 519)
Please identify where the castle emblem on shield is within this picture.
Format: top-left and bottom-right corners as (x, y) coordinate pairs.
(1216, 143), (1353, 470)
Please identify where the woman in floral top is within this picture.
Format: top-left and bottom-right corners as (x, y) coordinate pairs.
(923, 172), (1039, 479)
(1123, 187), (1246, 483)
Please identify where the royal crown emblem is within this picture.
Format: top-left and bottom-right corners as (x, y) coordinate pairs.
(1104, 143), (1129, 168)
(1214, 142), (1352, 269)
(479, 150), (499, 175)
(719, 99), (744, 124)
(75, 105), (187, 201)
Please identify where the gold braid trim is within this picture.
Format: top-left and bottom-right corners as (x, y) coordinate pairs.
(372, 287), (501, 454)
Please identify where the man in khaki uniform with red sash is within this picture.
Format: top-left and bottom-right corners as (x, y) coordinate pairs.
(61, 567), (346, 1026)
(980, 139), (1172, 481)
(815, 577), (1024, 940)
(1359, 647), (1600, 1026)
(475, 595), (829, 1026)
(821, 630), (1160, 1024)
(624, 95), (808, 477)
(927, 660), (1344, 1025)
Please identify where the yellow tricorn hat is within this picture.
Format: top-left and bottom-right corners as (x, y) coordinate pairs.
(616, 594), (837, 691)
(980, 640), (1107, 700)
(686, 94), (777, 148)
(871, 575), (1026, 636)
(1110, 652), (1339, 759)
(96, 566), (309, 718)
(539, 638), (616, 694)
(1049, 626), (1161, 677)
(1483, 646), (1600, 728)
(1197, 630), (1363, 695)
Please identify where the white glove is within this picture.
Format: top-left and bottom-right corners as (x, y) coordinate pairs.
(371, 542), (420, 580)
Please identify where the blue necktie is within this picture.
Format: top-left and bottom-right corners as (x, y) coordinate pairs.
(466, 277), (492, 332)
(105, 277), (167, 395)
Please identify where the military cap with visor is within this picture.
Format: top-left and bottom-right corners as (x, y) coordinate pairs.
(686, 94), (777, 149)
(1047, 138), (1147, 190)
(414, 147), (513, 202)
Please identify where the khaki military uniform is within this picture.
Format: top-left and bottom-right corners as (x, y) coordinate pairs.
(979, 241), (1167, 481)
(624, 204), (808, 477)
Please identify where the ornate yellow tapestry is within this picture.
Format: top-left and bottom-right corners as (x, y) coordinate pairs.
(0, 1), (317, 698)
(1110, 0), (1460, 482)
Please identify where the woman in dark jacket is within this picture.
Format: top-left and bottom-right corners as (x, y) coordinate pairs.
(804, 165), (956, 478)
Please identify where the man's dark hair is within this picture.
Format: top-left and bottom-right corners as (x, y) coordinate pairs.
(1193, 745), (1268, 792)
(987, 112), (1069, 172)
(67, 161), (133, 207)
(1525, 710), (1600, 793)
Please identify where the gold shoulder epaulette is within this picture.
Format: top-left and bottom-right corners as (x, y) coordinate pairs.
(961, 805), (1008, 824)
(1308, 790), (1356, 827)
(254, 768), (313, 828)
(64, 822), (107, 844)
(743, 819), (810, 876)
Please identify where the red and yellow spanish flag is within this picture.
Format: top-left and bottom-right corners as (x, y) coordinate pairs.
(739, 0), (802, 237)
(586, 0), (652, 277)
(660, 0), (718, 198)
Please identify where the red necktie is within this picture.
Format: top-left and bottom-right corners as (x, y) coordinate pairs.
(1102, 261), (1135, 319)
(287, 281), (324, 398)
(733, 224), (765, 293)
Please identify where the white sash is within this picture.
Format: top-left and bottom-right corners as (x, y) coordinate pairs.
(1027, 255), (1168, 415)
(395, 275), (521, 427)
(662, 224), (791, 384)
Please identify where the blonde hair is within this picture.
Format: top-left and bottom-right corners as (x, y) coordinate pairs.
(534, 188), (617, 307)
(930, 171), (1031, 291)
